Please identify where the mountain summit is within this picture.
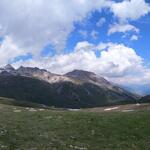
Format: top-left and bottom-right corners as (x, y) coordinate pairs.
(3, 64), (15, 72)
(4, 64), (15, 70)
(0, 65), (140, 108)
(65, 69), (96, 78)
(66, 69), (110, 86)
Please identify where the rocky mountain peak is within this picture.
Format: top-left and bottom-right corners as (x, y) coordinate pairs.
(17, 66), (48, 74)
(16, 66), (66, 83)
(4, 64), (15, 72)
(65, 69), (96, 78)
(65, 69), (109, 85)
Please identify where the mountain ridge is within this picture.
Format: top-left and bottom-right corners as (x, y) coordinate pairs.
(0, 64), (140, 108)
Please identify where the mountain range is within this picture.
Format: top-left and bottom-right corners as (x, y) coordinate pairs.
(0, 64), (145, 108)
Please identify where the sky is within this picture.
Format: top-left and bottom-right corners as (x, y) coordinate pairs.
(0, 0), (150, 88)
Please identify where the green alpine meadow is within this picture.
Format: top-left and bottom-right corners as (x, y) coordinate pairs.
(0, 97), (150, 150)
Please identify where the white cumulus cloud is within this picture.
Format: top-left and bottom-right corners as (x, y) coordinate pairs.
(111, 0), (150, 22)
(13, 41), (148, 86)
(0, 0), (110, 54)
(0, 36), (27, 66)
(130, 35), (138, 41)
(108, 23), (139, 35)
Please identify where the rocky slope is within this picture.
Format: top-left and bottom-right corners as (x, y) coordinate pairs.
(0, 64), (140, 108)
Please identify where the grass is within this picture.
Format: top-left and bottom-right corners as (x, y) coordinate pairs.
(0, 97), (50, 109)
(0, 99), (150, 150)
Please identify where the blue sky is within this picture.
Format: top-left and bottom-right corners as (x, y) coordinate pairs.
(0, 0), (150, 87)
(66, 9), (150, 60)
(41, 8), (150, 61)
(40, 5), (150, 62)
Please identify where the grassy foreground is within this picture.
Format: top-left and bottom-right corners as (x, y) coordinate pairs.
(0, 102), (150, 150)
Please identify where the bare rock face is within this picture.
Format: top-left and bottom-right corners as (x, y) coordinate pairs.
(65, 70), (128, 94)
(65, 69), (110, 85)
(16, 66), (73, 83)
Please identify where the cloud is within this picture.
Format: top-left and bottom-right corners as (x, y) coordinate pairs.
(96, 43), (143, 77)
(110, 69), (150, 85)
(13, 41), (149, 85)
(79, 30), (99, 40)
(0, 0), (110, 55)
(111, 0), (150, 22)
(108, 23), (139, 35)
(96, 17), (106, 27)
(74, 41), (95, 51)
(0, 36), (27, 66)
(130, 35), (138, 41)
